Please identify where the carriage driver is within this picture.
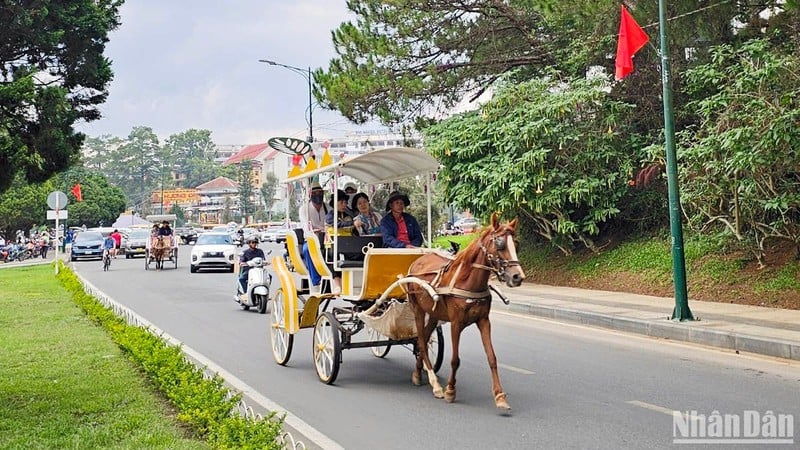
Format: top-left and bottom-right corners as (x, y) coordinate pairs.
(238, 235), (265, 299)
(157, 220), (174, 246)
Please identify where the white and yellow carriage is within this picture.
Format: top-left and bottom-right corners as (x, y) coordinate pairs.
(269, 146), (446, 384)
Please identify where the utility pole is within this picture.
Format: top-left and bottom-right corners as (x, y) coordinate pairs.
(258, 59), (314, 143)
(658, 0), (694, 321)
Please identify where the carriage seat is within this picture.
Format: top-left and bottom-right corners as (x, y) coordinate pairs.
(331, 236), (384, 268)
(355, 248), (434, 301)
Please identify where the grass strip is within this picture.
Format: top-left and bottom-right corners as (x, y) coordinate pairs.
(0, 264), (208, 449)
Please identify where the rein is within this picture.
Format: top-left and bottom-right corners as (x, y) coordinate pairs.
(409, 231), (518, 305)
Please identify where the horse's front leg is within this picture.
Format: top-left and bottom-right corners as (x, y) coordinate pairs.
(477, 316), (510, 410)
(445, 321), (462, 403)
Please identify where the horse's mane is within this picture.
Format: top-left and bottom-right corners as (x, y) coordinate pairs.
(450, 225), (500, 284)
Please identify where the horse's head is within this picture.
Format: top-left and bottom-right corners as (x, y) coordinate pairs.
(480, 213), (525, 287)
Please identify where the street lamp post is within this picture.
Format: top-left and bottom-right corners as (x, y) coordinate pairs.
(258, 59), (313, 143)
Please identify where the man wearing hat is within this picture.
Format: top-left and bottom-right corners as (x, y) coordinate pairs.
(343, 182), (358, 215)
(158, 220), (173, 237)
(300, 182), (328, 234)
(379, 191), (423, 248)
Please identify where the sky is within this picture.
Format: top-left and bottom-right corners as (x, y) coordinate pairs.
(76, 1), (381, 146)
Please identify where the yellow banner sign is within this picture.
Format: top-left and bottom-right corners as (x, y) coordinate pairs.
(152, 189), (200, 204)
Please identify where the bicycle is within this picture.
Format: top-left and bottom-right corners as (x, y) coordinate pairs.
(102, 250), (111, 271)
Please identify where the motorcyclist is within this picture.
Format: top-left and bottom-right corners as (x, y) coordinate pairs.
(238, 235), (265, 300)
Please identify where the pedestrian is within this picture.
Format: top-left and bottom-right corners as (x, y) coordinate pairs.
(39, 232), (50, 258)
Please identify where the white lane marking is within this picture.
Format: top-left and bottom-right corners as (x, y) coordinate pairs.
(499, 363), (535, 375)
(627, 400), (701, 422)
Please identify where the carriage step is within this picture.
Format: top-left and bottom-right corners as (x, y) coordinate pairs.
(299, 295), (324, 328)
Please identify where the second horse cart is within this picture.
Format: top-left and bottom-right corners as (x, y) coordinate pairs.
(145, 235), (178, 270)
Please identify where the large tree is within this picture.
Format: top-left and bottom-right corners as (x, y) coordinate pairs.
(162, 129), (219, 188)
(314, 0), (763, 129)
(0, 0), (123, 194)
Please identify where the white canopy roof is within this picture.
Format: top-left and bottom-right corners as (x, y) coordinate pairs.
(283, 147), (440, 185)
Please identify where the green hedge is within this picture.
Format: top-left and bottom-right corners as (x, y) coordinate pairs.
(56, 263), (285, 449)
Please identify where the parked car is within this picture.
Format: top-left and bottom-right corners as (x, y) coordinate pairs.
(454, 217), (480, 234)
(70, 231), (105, 261)
(189, 232), (236, 273)
(174, 226), (198, 245)
(123, 229), (151, 258)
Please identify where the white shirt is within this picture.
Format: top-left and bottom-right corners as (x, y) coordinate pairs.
(300, 200), (329, 236)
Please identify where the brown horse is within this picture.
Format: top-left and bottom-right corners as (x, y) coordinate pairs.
(151, 236), (170, 270)
(406, 213), (525, 409)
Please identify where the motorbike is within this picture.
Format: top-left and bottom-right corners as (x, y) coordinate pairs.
(234, 255), (272, 314)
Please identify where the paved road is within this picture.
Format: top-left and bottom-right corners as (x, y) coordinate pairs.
(73, 243), (800, 449)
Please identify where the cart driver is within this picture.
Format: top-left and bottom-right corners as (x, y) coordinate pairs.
(238, 235), (265, 299)
(158, 220), (174, 246)
(380, 191), (423, 248)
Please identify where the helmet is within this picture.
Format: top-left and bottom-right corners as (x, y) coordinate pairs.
(245, 236), (259, 244)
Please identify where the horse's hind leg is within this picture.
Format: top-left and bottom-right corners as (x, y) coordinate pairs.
(477, 316), (510, 410)
(419, 316), (443, 398)
(411, 300), (425, 387)
(411, 301), (443, 398)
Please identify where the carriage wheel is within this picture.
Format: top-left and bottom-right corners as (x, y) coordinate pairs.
(269, 289), (293, 366)
(430, 325), (445, 373)
(313, 312), (341, 384)
(367, 327), (391, 358)
(172, 248), (178, 269)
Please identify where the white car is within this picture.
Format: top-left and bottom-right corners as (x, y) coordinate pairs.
(454, 217), (480, 233)
(260, 225), (289, 243)
(190, 232), (236, 273)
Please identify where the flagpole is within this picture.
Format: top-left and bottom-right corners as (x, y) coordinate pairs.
(658, 0), (694, 321)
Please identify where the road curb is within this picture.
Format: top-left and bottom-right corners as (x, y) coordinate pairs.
(498, 302), (800, 361)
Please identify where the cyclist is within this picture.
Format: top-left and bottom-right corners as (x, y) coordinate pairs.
(102, 234), (115, 269)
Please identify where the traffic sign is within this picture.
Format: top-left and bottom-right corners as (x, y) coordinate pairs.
(47, 191), (69, 210)
(47, 210), (68, 220)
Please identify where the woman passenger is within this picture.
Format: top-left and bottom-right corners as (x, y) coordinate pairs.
(350, 192), (382, 236)
(324, 189), (354, 294)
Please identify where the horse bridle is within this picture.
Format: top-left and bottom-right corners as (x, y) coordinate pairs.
(474, 232), (521, 283)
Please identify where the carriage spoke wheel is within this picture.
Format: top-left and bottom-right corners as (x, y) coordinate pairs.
(367, 327), (391, 358)
(269, 289), (293, 365)
(313, 312), (341, 384)
(429, 326), (445, 373)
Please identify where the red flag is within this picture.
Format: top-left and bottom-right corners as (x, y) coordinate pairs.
(615, 5), (649, 80)
(71, 183), (83, 202)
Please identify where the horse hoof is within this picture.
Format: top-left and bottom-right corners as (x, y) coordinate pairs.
(495, 392), (511, 410)
(411, 372), (421, 386)
(433, 388), (444, 399)
(445, 388), (456, 403)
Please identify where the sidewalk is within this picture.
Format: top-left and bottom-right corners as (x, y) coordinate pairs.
(495, 282), (800, 361)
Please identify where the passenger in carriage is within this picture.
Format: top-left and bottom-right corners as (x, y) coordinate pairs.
(380, 191), (423, 248)
(324, 189), (354, 294)
(350, 192), (382, 236)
